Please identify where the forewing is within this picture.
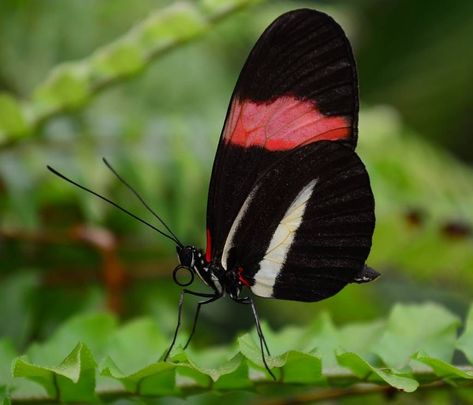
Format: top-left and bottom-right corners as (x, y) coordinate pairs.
(223, 141), (375, 302)
(206, 9), (359, 262)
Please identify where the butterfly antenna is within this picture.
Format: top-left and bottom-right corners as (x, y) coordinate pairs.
(102, 158), (183, 247)
(46, 165), (183, 247)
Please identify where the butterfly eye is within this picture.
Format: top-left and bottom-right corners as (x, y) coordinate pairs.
(172, 265), (195, 287)
(177, 246), (195, 267)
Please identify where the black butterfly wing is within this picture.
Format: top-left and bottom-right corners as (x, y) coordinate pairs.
(223, 141), (376, 302)
(205, 9), (360, 264)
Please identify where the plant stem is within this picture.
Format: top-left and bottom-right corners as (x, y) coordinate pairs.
(9, 372), (473, 404)
(0, 0), (262, 150)
(255, 380), (473, 405)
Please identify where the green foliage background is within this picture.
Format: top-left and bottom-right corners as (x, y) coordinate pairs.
(0, 0), (472, 403)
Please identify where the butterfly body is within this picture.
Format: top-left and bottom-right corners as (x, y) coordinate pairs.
(166, 13), (381, 377)
(176, 245), (246, 300)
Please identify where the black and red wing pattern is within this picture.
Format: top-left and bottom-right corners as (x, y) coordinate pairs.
(205, 9), (376, 301)
(206, 9), (359, 261)
(223, 141), (375, 301)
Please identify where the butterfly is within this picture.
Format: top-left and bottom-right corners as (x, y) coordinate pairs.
(48, 8), (378, 380)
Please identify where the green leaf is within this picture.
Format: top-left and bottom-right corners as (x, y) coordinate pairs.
(0, 392), (11, 405)
(26, 312), (116, 366)
(254, 324), (323, 382)
(100, 356), (177, 396)
(373, 303), (460, 368)
(237, 325), (322, 382)
(0, 93), (28, 140)
(457, 305), (473, 363)
(104, 318), (167, 375)
(0, 339), (46, 403)
(8, 306), (473, 401)
(413, 352), (473, 380)
(212, 355), (250, 390)
(338, 319), (385, 363)
(337, 351), (419, 392)
(12, 343), (97, 402)
(0, 339), (17, 401)
(174, 359), (211, 388)
(174, 347), (243, 383)
(305, 312), (343, 370)
(237, 331), (278, 379)
(276, 351), (322, 384)
(0, 272), (38, 348)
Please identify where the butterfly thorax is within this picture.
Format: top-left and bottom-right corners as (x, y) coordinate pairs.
(195, 260), (223, 295)
(176, 245), (243, 299)
(196, 259), (243, 299)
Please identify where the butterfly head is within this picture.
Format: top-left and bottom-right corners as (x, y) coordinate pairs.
(176, 245), (195, 268)
(173, 245), (198, 287)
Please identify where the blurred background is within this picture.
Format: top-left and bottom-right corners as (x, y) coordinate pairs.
(0, 0), (472, 401)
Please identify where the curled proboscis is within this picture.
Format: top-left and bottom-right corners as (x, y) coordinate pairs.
(172, 265), (194, 287)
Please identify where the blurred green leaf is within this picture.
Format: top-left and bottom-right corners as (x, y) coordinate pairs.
(26, 312), (117, 366)
(0, 272), (38, 347)
(104, 318), (167, 375)
(0, 93), (28, 140)
(0, 339), (17, 398)
(338, 319), (385, 360)
(373, 303), (460, 369)
(304, 312), (342, 370)
(457, 305), (473, 364)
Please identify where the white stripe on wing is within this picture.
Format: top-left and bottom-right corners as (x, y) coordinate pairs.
(251, 179), (317, 297)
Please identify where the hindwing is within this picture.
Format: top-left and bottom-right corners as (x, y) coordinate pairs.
(221, 142), (375, 302)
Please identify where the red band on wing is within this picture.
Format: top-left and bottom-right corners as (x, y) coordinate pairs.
(224, 96), (350, 151)
(205, 229), (212, 262)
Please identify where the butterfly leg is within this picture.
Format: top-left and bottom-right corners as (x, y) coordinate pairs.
(235, 297), (275, 380)
(164, 289), (218, 361)
(184, 292), (222, 349)
(236, 297), (271, 355)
